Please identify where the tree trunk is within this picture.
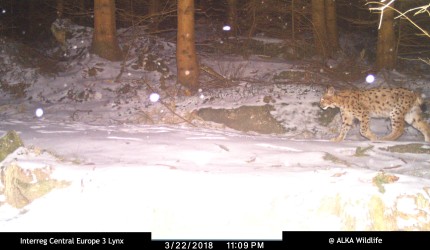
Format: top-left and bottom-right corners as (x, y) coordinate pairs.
(57, 0), (64, 18)
(325, 0), (339, 52)
(177, 0), (200, 92)
(376, 6), (397, 70)
(77, 0), (86, 25)
(291, 0), (295, 41)
(312, 0), (329, 59)
(149, 0), (161, 32)
(91, 0), (123, 61)
(226, 0), (238, 36)
(28, 0), (36, 37)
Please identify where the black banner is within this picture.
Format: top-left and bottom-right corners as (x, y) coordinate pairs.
(1, 231), (428, 249)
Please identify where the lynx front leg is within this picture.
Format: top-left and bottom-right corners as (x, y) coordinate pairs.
(412, 119), (430, 142)
(358, 114), (378, 141)
(381, 113), (405, 141)
(405, 108), (430, 142)
(331, 112), (353, 142)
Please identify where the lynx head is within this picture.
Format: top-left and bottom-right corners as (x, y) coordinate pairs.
(320, 86), (337, 110)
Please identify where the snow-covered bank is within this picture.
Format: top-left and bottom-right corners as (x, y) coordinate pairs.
(1, 123), (430, 239)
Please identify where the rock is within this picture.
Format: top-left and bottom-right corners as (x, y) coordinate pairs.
(197, 105), (286, 134)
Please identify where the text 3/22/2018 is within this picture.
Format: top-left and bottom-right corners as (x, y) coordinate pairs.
(164, 241), (214, 249)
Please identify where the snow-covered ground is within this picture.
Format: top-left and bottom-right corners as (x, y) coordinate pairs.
(1, 20), (430, 239)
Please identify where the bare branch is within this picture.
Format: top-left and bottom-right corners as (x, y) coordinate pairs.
(368, 1), (430, 38)
(367, 0), (396, 29)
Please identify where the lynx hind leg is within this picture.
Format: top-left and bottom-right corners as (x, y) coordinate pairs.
(405, 106), (430, 142)
(358, 115), (378, 141)
(381, 114), (405, 141)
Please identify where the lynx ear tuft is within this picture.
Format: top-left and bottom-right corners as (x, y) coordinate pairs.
(326, 86), (335, 96)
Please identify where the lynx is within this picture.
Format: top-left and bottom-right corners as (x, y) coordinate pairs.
(320, 86), (430, 142)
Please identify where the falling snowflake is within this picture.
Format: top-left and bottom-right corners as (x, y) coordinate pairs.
(35, 108), (44, 117)
(366, 74), (375, 84)
(149, 93), (160, 102)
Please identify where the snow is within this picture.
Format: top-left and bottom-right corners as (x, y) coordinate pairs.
(1, 19), (430, 240)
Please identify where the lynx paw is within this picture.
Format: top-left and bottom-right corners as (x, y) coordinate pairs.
(330, 137), (343, 142)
